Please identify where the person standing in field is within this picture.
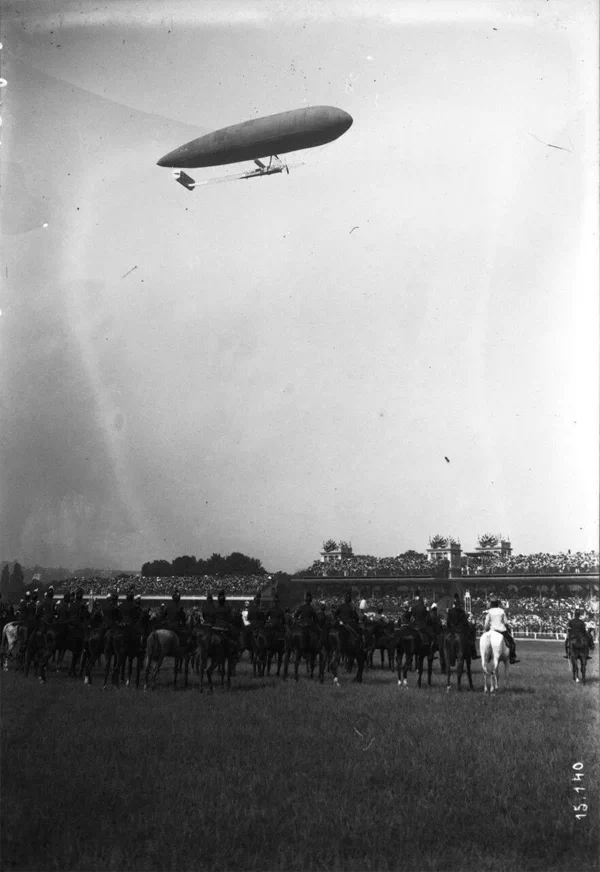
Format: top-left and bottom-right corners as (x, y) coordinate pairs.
(564, 609), (594, 659)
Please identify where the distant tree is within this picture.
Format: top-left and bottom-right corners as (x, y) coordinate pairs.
(429, 535), (448, 550)
(322, 539), (338, 552)
(171, 555), (198, 576)
(141, 559), (173, 577)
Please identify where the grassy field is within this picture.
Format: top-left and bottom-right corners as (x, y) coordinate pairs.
(1, 642), (598, 872)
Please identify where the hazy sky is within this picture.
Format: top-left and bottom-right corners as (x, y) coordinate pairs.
(1, 0), (598, 572)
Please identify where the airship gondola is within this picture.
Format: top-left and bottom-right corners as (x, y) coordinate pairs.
(157, 105), (353, 190)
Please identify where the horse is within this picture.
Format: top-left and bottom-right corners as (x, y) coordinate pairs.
(442, 629), (473, 692)
(393, 625), (436, 689)
(264, 625), (287, 677)
(103, 619), (149, 689)
(23, 626), (49, 682)
(143, 629), (194, 690)
(44, 622), (84, 678)
(81, 619), (108, 685)
(480, 629), (510, 693)
(319, 621), (366, 685)
(568, 632), (589, 684)
(194, 625), (237, 693)
(283, 622), (321, 682)
(1, 621), (21, 671)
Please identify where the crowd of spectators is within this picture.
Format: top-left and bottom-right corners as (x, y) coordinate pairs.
(308, 592), (598, 637)
(466, 551), (599, 576)
(50, 574), (269, 598)
(301, 554), (433, 578)
(300, 551), (599, 579)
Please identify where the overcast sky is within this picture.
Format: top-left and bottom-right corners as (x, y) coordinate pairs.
(1, 0), (598, 572)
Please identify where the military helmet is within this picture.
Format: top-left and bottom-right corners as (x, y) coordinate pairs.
(24, 591), (31, 599)
(431, 602), (438, 610)
(135, 595), (142, 602)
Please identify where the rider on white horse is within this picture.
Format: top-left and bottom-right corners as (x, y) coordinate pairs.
(484, 600), (519, 664)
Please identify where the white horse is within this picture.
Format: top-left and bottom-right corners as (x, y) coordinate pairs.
(479, 629), (510, 693)
(1, 622), (21, 671)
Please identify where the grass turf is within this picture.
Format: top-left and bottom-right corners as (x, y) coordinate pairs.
(1, 642), (598, 871)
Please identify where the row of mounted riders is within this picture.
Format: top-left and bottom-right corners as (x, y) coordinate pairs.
(3, 587), (502, 690)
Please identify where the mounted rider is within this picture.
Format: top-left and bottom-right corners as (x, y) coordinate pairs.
(161, 591), (187, 642)
(410, 590), (437, 649)
(294, 591), (319, 645)
(101, 591), (121, 629)
(202, 593), (216, 625)
(68, 587), (89, 627)
(247, 593), (265, 632)
(37, 586), (56, 624)
(564, 610), (594, 660)
(56, 591), (71, 622)
(445, 594), (478, 659)
(265, 593), (286, 636)
(484, 599), (519, 664)
(334, 590), (363, 648)
(315, 601), (331, 629)
(120, 589), (140, 626)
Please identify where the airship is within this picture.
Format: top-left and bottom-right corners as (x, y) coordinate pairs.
(157, 105), (353, 190)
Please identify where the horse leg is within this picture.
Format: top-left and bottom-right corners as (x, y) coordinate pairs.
(465, 656), (473, 691)
(206, 657), (215, 694)
(282, 648), (291, 680)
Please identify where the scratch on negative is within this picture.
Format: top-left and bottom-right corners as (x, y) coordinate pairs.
(528, 132), (573, 153)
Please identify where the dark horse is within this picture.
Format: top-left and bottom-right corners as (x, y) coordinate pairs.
(442, 629), (473, 692)
(319, 622), (366, 685)
(568, 632), (590, 685)
(41, 622), (84, 680)
(103, 620), (148, 689)
(394, 625), (435, 689)
(283, 622), (321, 682)
(195, 625), (238, 693)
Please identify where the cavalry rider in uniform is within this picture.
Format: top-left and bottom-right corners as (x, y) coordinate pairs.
(120, 589), (140, 626)
(212, 590), (238, 640)
(68, 587), (89, 627)
(445, 594), (479, 659)
(334, 590), (362, 648)
(202, 593), (216, 626)
(294, 591), (319, 646)
(56, 591), (71, 623)
(410, 590), (437, 650)
(161, 591), (187, 643)
(484, 599), (519, 664)
(37, 586), (56, 624)
(564, 609), (594, 660)
(266, 593), (286, 635)
(101, 591), (121, 629)
(247, 593), (265, 633)
(315, 601), (331, 630)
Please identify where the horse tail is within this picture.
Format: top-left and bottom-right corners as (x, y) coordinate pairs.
(444, 633), (457, 668)
(143, 631), (160, 671)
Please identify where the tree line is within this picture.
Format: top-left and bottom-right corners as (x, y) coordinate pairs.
(141, 552), (267, 578)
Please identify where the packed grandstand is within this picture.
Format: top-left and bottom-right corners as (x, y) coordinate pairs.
(301, 550), (599, 578)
